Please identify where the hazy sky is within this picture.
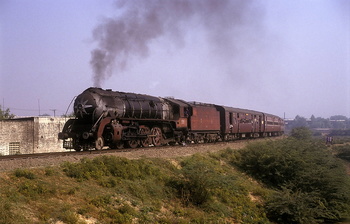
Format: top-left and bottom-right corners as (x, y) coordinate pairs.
(1, 0), (349, 119)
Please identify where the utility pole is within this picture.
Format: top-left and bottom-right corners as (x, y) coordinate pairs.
(50, 109), (57, 117)
(38, 99), (41, 116)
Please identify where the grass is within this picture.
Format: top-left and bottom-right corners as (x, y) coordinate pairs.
(0, 155), (271, 223)
(0, 136), (349, 223)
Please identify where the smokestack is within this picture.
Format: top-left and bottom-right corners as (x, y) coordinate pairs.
(90, 0), (262, 87)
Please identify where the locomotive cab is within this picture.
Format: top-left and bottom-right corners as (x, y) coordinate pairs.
(163, 98), (190, 129)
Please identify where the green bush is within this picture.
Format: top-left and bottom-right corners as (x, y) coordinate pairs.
(232, 138), (350, 223)
(98, 176), (118, 188)
(50, 204), (80, 224)
(332, 136), (350, 144)
(62, 156), (160, 181)
(333, 144), (350, 162)
(44, 167), (57, 176)
(266, 188), (324, 224)
(14, 169), (36, 179)
(17, 181), (56, 199)
(90, 195), (113, 208)
(99, 208), (133, 224)
(170, 154), (220, 206)
(168, 154), (270, 223)
(290, 127), (312, 140)
(57, 210), (79, 224)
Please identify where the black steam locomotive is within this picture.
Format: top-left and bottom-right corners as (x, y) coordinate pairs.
(58, 87), (284, 151)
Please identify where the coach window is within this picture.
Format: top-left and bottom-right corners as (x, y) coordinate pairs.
(184, 107), (190, 117)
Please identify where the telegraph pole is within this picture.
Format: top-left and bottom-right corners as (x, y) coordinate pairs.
(38, 99), (41, 116)
(50, 109), (57, 117)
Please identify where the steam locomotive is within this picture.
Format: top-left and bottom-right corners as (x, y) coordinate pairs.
(58, 87), (284, 151)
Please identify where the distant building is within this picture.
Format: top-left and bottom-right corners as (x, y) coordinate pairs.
(0, 117), (69, 155)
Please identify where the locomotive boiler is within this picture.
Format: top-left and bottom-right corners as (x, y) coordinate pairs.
(73, 88), (172, 122)
(59, 87), (284, 151)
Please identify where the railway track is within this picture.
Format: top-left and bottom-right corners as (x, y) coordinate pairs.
(0, 138), (279, 172)
(0, 142), (192, 162)
(0, 148), (124, 161)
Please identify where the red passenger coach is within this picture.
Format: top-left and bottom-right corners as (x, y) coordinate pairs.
(263, 113), (285, 136)
(216, 106), (284, 140)
(217, 106), (264, 140)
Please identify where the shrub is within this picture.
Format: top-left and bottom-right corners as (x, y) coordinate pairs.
(90, 195), (113, 208)
(168, 154), (270, 223)
(57, 210), (79, 224)
(232, 138), (350, 223)
(99, 208), (133, 224)
(98, 177), (118, 188)
(265, 188), (324, 224)
(62, 156), (160, 181)
(44, 167), (57, 176)
(18, 181), (56, 199)
(332, 136), (350, 144)
(333, 144), (350, 162)
(172, 154), (220, 205)
(14, 169), (36, 179)
(290, 127), (312, 140)
(55, 204), (79, 224)
(118, 204), (137, 216)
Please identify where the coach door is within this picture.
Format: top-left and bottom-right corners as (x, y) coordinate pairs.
(260, 115), (266, 133)
(228, 112), (232, 133)
(231, 112), (238, 133)
(252, 115), (256, 133)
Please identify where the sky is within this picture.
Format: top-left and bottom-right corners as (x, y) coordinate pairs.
(0, 0), (349, 119)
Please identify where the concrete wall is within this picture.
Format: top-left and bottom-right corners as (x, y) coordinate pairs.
(0, 117), (68, 155)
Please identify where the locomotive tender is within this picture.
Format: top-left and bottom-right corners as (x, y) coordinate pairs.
(58, 87), (284, 151)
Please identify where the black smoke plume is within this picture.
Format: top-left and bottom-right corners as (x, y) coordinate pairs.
(90, 0), (261, 87)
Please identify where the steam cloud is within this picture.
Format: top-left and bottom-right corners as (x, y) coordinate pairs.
(90, 0), (261, 87)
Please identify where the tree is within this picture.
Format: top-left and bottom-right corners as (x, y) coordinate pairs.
(291, 115), (308, 129)
(0, 105), (15, 120)
(309, 115), (330, 128)
(290, 127), (312, 140)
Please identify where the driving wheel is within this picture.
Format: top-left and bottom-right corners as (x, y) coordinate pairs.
(140, 126), (151, 147)
(151, 126), (163, 147)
